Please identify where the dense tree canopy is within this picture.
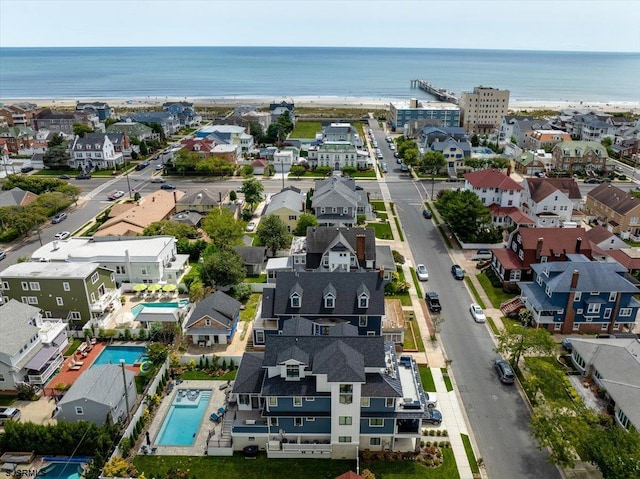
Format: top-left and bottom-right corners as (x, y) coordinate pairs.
(72, 122), (94, 137)
(293, 213), (318, 236)
(142, 220), (200, 239)
(256, 214), (292, 256)
(200, 248), (246, 288)
(419, 151), (445, 174)
(240, 178), (264, 206)
(201, 208), (245, 250)
(436, 189), (500, 243)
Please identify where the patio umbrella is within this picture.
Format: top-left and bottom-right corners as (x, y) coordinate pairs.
(162, 284), (177, 292)
(147, 284), (162, 292)
(133, 284), (147, 292)
(145, 431), (151, 446)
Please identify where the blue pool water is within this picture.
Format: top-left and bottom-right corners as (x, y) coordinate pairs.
(131, 300), (189, 318)
(156, 389), (212, 446)
(91, 345), (147, 367)
(40, 463), (82, 479)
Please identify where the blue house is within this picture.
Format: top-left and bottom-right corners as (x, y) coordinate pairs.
(224, 318), (436, 459)
(162, 101), (201, 127)
(519, 254), (640, 334)
(253, 271), (387, 348)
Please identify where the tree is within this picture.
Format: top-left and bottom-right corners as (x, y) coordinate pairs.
(510, 135), (518, 145)
(581, 421), (640, 479)
(102, 456), (138, 477)
(494, 310), (556, 368)
(139, 141), (148, 156)
(195, 157), (235, 176)
(104, 117), (118, 128)
(240, 165), (254, 177)
(419, 151), (445, 175)
(248, 121), (265, 144)
(470, 133), (480, 147)
(240, 178), (264, 207)
(256, 214), (291, 256)
(48, 132), (65, 148)
(200, 248), (246, 288)
(293, 213), (318, 236)
(72, 122), (94, 137)
(229, 190), (237, 202)
(290, 164), (306, 178)
(402, 148), (419, 166)
(201, 208), (245, 250)
(43, 144), (71, 170)
(143, 220), (200, 239)
(436, 189), (493, 242)
(145, 342), (169, 363)
(172, 150), (199, 176)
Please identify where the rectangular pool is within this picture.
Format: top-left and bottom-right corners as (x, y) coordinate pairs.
(131, 300), (189, 318)
(156, 389), (212, 446)
(91, 345), (147, 367)
(39, 463), (83, 479)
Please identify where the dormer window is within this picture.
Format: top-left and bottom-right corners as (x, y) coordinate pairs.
(290, 293), (301, 308)
(359, 294), (369, 309)
(286, 364), (300, 380)
(325, 295), (335, 309)
(323, 283), (336, 309)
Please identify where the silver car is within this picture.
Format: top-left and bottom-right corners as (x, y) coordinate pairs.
(470, 303), (486, 323)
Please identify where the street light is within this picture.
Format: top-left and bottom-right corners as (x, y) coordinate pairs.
(120, 359), (131, 420)
(280, 156), (285, 191)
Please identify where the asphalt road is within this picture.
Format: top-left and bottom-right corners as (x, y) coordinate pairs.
(369, 119), (560, 479)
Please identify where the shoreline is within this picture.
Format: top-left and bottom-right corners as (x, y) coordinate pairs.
(1, 96), (639, 114)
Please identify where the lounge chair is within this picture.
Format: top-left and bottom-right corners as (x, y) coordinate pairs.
(209, 413), (221, 422)
(90, 338), (97, 345)
(218, 407), (227, 416)
(69, 363), (82, 371)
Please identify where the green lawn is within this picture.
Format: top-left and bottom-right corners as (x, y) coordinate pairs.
(366, 222), (393, 240)
(403, 314), (424, 352)
(240, 294), (261, 322)
(134, 450), (459, 479)
(63, 338), (83, 356)
(476, 271), (516, 308)
(441, 368), (454, 392)
(179, 370), (218, 380)
(460, 434), (480, 474)
(370, 201), (386, 212)
(0, 396), (16, 406)
(437, 225), (453, 249)
(302, 171), (330, 178)
(350, 170), (377, 178)
(486, 317), (499, 335)
(393, 216), (404, 241)
(291, 121), (322, 138)
(376, 212), (388, 220)
(464, 277), (486, 309)
(409, 267), (423, 298)
(244, 274), (267, 283)
(419, 366), (436, 392)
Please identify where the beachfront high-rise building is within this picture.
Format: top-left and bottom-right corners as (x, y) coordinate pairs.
(388, 99), (460, 133)
(459, 86), (510, 134)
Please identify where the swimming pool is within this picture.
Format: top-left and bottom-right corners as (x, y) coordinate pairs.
(91, 345), (147, 367)
(155, 389), (212, 446)
(39, 462), (83, 479)
(131, 300), (189, 318)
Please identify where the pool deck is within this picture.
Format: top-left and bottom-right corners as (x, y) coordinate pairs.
(145, 380), (229, 456)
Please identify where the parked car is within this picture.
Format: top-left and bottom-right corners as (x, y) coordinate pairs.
(0, 407), (21, 425)
(584, 178), (599, 184)
(155, 164), (164, 170)
(76, 173), (92, 180)
(107, 190), (125, 200)
(472, 249), (493, 261)
(534, 171), (545, 178)
(246, 221), (256, 232)
(469, 303), (486, 323)
(20, 166), (34, 173)
(426, 291), (441, 313)
(160, 183), (176, 190)
(0, 250), (6, 261)
(380, 163), (388, 173)
(59, 174), (71, 180)
(423, 391), (438, 409)
(561, 338), (573, 351)
(416, 264), (429, 281)
(52, 212), (67, 224)
(494, 359), (515, 384)
(54, 231), (70, 240)
(615, 165), (624, 172)
(135, 161), (150, 171)
(422, 209), (432, 219)
(400, 163), (409, 172)
(422, 408), (443, 425)
(451, 264), (464, 280)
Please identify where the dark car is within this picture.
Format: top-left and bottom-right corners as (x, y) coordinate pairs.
(494, 359), (515, 384)
(561, 338), (573, 352)
(76, 173), (92, 180)
(422, 409), (443, 426)
(20, 166), (34, 173)
(451, 264), (464, 280)
(135, 161), (150, 171)
(584, 178), (600, 184)
(160, 183), (176, 190)
(59, 174), (71, 180)
(52, 212), (67, 224)
(426, 292), (441, 313)
(422, 209), (432, 219)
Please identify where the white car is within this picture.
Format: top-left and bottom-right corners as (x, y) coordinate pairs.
(54, 231), (70, 240)
(416, 264), (429, 281)
(423, 391), (438, 409)
(150, 177), (166, 183)
(246, 221), (256, 232)
(470, 303), (486, 323)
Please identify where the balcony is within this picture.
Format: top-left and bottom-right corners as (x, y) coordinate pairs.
(27, 354), (63, 385)
(38, 319), (66, 345)
(90, 289), (121, 313)
(266, 439), (332, 458)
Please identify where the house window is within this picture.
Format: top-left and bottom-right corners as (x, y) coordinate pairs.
(255, 330), (265, 343)
(536, 276), (543, 286)
(370, 437), (381, 446)
(270, 417), (278, 426)
(91, 272), (99, 284)
(601, 323), (608, 331)
(56, 297), (64, 306)
(361, 397), (370, 407)
(293, 397), (302, 407)
(359, 295), (369, 308)
(269, 397), (277, 407)
(0, 374), (4, 382)
(587, 303), (601, 314)
(21, 282), (29, 291)
(1, 281), (8, 290)
(554, 323), (561, 331)
(294, 418), (303, 427)
(573, 323), (580, 331)
(540, 256), (548, 263)
(604, 308), (612, 319)
(574, 292), (582, 302)
(359, 316), (368, 327)
(63, 282), (70, 291)
(90, 292), (95, 303)
(29, 282), (40, 291)
(590, 291), (599, 296)
(239, 394), (250, 406)
(339, 416), (352, 425)
(75, 407), (84, 415)
(115, 266), (126, 275)
(619, 308), (632, 317)
(290, 294), (301, 308)
(325, 296), (335, 308)
(286, 365), (300, 379)
(140, 268), (148, 276)
(22, 297), (38, 305)
(545, 285), (552, 297)
(369, 418), (383, 427)
(385, 398), (394, 408)
(70, 311), (81, 320)
(338, 436), (352, 443)
(339, 384), (353, 404)
(608, 292), (617, 302)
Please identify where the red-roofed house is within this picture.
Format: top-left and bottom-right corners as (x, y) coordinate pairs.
(464, 169), (523, 208)
(521, 177), (583, 227)
(180, 138), (217, 158)
(585, 225), (627, 251)
(584, 183), (640, 239)
(488, 205), (535, 228)
(605, 248), (640, 275)
(491, 226), (592, 289)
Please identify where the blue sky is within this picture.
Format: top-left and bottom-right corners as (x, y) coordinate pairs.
(1, 0), (639, 52)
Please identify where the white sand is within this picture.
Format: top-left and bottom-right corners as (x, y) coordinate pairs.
(2, 96), (639, 114)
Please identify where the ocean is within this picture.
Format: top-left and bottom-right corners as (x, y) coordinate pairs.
(0, 46), (638, 103)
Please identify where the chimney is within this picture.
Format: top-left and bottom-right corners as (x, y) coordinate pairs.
(575, 237), (582, 254)
(356, 234), (365, 261)
(52, 240), (59, 251)
(536, 238), (544, 259)
(570, 270), (579, 289)
(506, 165), (512, 176)
(379, 266), (385, 278)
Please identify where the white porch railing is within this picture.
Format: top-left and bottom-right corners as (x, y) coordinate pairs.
(90, 289), (121, 313)
(28, 355), (64, 385)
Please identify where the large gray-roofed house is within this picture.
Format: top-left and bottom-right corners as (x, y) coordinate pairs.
(184, 291), (241, 346)
(304, 227), (376, 270)
(106, 121), (154, 141)
(176, 189), (225, 214)
(311, 176), (373, 228)
(264, 188), (305, 233)
(570, 337), (640, 431)
(57, 364), (136, 425)
(233, 246), (266, 275)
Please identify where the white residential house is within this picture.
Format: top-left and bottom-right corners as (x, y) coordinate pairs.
(0, 300), (68, 392)
(70, 133), (124, 170)
(322, 123), (363, 148)
(31, 235), (189, 286)
(307, 142), (370, 171)
(463, 169), (523, 208)
(272, 149), (297, 174)
(521, 177), (582, 227)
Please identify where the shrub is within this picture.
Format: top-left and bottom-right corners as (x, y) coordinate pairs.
(119, 437), (132, 458)
(392, 250), (405, 264)
(138, 329), (147, 341)
(16, 383), (38, 400)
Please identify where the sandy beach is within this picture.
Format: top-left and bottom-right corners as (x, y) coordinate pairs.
(2, 96), (639, 114)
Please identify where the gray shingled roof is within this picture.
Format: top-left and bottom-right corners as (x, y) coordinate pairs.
(263, 271), (386, 317)
(0, 187), (32, 207)
(59, 364), (135, 407)
(177, 189), (221, 207)
(186, 290), (241, 331)
(264, 189), (304, 216)
(0, 299), (40, 356)
(313, 340), (365, 382)
(233, 246), (266, 265)
(587, 183), (640, 216)
(531, 259), (638, 293)
(233, 352), (265, 394)
(305, 227), (376, 270)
